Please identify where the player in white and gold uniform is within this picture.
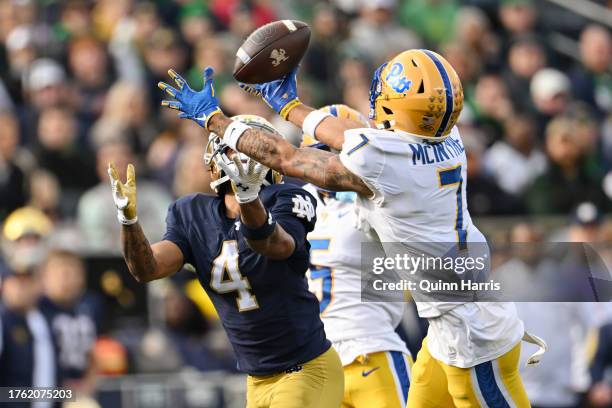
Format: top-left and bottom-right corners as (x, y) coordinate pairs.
(163, 47), (547, 408)
(305, 105), (413, 408)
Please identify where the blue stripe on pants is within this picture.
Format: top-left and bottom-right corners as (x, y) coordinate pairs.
(474, 361), (510, 408)
(390, 351), (410, 403)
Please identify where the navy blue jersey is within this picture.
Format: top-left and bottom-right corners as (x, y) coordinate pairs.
(163, 184), (330, 375)
(39, 296), (98, 382)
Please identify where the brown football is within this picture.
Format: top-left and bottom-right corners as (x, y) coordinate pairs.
(233, 20), (310, 84)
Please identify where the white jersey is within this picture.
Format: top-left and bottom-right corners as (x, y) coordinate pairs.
(304, 184), (409, 366)
(339, 126), (524, 368)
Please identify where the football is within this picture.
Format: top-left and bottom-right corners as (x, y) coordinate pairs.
(233, 20), (311, 84)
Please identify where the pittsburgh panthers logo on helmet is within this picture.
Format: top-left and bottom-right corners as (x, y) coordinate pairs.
(369, 49), (464, 141)
(205, 115), (282, 193)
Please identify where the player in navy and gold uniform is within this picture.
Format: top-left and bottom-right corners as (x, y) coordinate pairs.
(108, 114), (343, 408)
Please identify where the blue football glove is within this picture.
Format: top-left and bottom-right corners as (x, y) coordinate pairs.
(239, 67), (301, 119)
(159, 66), (222, 128)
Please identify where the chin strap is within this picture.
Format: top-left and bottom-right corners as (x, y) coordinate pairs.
(523, 331), (548, 366)
(376, 120), (395, 129)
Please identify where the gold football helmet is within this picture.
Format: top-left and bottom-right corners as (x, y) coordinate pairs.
(205, 115), (282, 193)
(369, 49), (464, 141)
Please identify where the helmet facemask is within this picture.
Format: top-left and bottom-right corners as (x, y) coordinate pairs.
(204, 115), (283, 194)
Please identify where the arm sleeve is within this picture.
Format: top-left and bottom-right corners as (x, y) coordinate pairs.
(162, 201), (194, 265)
(339, 129), (384, 203)
(268, 188), (317, 253)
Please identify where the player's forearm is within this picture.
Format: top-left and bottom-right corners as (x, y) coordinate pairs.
(208, 114), (295, 174)
(239, 199), (295, 259)
(287, 104), (359, 150)
(120, 223), (159, 283)
(207, 114), (370, 194)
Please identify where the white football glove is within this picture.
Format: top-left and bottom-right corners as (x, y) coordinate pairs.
(217, 155), (268, 204)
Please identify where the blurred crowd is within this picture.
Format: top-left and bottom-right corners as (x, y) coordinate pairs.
(0, 0), (611, 406)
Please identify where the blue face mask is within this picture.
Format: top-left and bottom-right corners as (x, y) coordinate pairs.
(335, 191), (357, 203)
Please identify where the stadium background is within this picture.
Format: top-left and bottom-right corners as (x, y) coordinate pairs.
(0, 0), (611, 407)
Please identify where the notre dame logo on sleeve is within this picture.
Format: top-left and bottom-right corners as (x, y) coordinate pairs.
(291, 195), (315, 222)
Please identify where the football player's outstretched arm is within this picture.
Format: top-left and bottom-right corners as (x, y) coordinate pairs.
(157, 67), (370, 195)
(239, 69), (361, 151)
(109, 163), (184, 283)
(208, 115), (372, 196)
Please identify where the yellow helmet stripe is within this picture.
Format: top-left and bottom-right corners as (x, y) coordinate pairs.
(422, 50), (454, 137)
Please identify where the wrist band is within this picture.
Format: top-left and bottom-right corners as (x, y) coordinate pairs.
(240, 211), (276, 240)
(117, 212), (138, 226)
(224, 120), (251, 151)
(204, 108), (223, 129)
(279, 99), (302, 120)
(302, 110), (332, 140)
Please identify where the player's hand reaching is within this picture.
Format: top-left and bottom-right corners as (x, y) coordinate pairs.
(239, 67), (301, 119)
(159, 67), (222, 128)
(108, 162), (138, 225)
(217, 155), (268, 204)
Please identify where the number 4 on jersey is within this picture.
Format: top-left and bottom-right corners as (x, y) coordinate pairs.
(210, 241), (259, 312)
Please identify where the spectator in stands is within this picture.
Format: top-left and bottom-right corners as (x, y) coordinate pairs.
(77, 140), (172, 253)
(4, 25), (37, 106)
(55, 0), (91, 41)
(503, 36), (547, 112)
(483, 113), (546, 197)
(39, 249), (100, 391)
(142, 28), (187, 112)
(2, 207), (53, 274)
(527, 117), (607, 214)
(530, 68), (571, 136)
(21, 59), (73, 144)
(178, 3), (211, 47)
(0, 262), (56, 391)
(453, 6), (500, 66)
(462, 129), (521, 214)
(90, 81), (155, 153)
(442, 41), (481, 90)
(28, 169), (61, 222)
(398, 0), (458, 46)
(571, 25), (612, 117)
(186, 38), (232, 96)
(68, 35), (113, 130)
(550, 202), (604, 243)
(303, 4), (343, 102)
(349, 0), (421, 64)
(0, 112), (27, 221)
(468, 74), (514, 144)
(33, 106), (97, 216)
(498, 0), (538, 39)
(589, 321), (612, 408)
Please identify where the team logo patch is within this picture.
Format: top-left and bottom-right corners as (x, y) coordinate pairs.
(270, 49), (289, 67)
(292, 194), (315, 221)
(385, 62), (412, 93)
